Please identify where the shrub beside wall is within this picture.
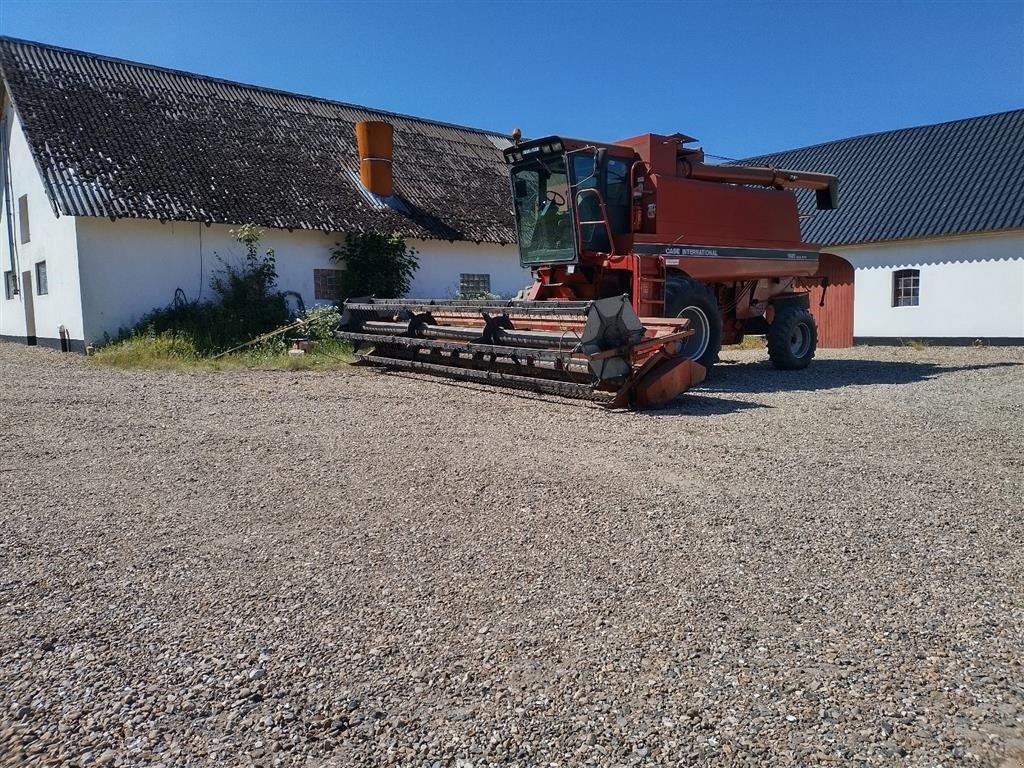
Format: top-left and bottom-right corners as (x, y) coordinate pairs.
(114, 225), (291, 355)
(331, 233), (419, 299)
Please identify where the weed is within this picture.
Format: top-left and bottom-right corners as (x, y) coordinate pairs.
(300, 305), (343, 342)
(92, 330), (200, 370)
(724, 335), (767, 350)
(94, 325), (353, 372)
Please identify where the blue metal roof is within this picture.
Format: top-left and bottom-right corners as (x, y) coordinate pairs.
(741, 109), (1024, 246)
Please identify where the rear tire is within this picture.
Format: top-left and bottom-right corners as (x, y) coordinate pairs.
(767, 306), (817, 370)
(664, 274), (722, 369)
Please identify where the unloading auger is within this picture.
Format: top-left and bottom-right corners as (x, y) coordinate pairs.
(336, 295), (706, 409)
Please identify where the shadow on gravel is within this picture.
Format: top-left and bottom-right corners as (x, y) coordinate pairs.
(706, 358), (1021, 394)
(368, 361), (1019, 413)
(653, 394), (770, 416)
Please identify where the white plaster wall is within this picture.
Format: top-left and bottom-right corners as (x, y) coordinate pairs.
(406, 239), (531, 299)
(75, 219), (533, 344)
(0, 100), (83, 342)
(836, 231), (1024, 339)
(75, 219), (342, 343)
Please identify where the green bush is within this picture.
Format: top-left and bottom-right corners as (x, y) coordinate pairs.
(207, 224), (290, 344)
(114, 225), (290, 355)
(331, 233), (418, 298)
(301, 304), (342, 341)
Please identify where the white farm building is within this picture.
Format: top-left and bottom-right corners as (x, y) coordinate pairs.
(0, 37), (528, 351)
(747, 110), (1024, 344)
(0, 35), (1021, 352)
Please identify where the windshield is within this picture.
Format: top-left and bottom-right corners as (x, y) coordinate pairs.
(511, 155), (576, 265)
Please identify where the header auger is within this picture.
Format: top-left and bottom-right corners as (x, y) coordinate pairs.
(341, 123), (838, 409)
(336, 295), (705, 409)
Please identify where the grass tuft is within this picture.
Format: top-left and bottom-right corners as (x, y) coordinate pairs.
(724, 335), (767, 350)
(92, 332), (201, 370)
(92, 332), (353, 372)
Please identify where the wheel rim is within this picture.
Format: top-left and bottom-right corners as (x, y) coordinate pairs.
(677, 305), (710, 360)
(789, 322), (812, 358)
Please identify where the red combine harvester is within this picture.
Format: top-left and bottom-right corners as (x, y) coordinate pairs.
(338, 128), (838, 409)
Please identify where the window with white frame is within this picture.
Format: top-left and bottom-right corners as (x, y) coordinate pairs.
(4, 271), (16, 300)
(459, 273), (491, 298)
(35, 261), (47, 295)
(892, 269), (920, 307)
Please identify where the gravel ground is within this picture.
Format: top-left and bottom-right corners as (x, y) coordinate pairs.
(1, 341), (1022, 767)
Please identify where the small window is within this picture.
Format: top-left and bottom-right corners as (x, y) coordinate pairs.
(313, 268), (344, 300)
(18, 194), (29, 244)
(3, 270), (16, 300)
(459, 273), (491, 298)
(892, 269), (920, 307)
(35, 261), (47, 295)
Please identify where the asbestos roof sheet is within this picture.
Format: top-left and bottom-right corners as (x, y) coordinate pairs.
(0, 36), (516, 244)
(740, 109), (1024, 246)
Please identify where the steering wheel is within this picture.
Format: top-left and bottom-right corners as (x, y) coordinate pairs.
(545, 190), (566, 206)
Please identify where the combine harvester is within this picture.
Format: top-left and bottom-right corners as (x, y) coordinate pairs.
(338, 123), (838, 409)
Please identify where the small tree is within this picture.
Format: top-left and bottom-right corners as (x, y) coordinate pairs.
(211, 226), (278, 303)
(331, 233), (419, 298)
(208, 224), (290, 345)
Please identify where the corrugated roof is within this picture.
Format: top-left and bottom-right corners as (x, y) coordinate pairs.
(0, 36), (516, 244)
(740, 109), (1024, 246)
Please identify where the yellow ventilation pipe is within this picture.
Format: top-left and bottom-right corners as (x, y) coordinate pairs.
(355, 120), (394, 197)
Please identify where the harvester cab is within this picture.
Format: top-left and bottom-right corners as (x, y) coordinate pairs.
(507, 137), (632, 265)
(337, 122), (838, 409)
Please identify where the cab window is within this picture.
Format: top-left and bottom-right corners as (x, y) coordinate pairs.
(605, 157), (631, 234)
(571, 154), (608, 252)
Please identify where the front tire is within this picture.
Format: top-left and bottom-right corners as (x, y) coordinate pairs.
(664, 274), (722, 369)
(767, 306), (817, 370)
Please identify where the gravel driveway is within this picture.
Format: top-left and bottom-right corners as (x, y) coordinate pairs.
(1, 342), (1022, 767)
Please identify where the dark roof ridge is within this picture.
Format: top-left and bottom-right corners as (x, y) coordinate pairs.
(747, 107), (1024, 159)
(0, 34), (511, 141)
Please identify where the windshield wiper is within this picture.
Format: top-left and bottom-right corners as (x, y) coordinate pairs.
(521, 155), (555, 179)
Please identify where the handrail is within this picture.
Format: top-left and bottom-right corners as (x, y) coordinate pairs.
(629, 160), (654, 234)
(629, 159), (653, 191)
(574, 187), (620, 260)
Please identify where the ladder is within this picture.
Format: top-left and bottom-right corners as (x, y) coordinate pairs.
(631, 254), (666, 317)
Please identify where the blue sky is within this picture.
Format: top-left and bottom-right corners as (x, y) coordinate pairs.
(1, 1), (1021, 157)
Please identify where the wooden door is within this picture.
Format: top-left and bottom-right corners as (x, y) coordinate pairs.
(21, 270), (36, 345)
(797, 253), (854, 348)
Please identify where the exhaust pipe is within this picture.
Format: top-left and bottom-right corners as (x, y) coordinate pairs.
(355, 120), (394, 197)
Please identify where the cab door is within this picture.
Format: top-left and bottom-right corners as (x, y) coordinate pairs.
(571, 154), (609, 253)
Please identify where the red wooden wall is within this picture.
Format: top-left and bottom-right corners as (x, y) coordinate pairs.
(796, 253), (855, 348)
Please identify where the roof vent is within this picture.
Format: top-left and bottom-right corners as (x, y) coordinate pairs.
(355, 120), (394, 198)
